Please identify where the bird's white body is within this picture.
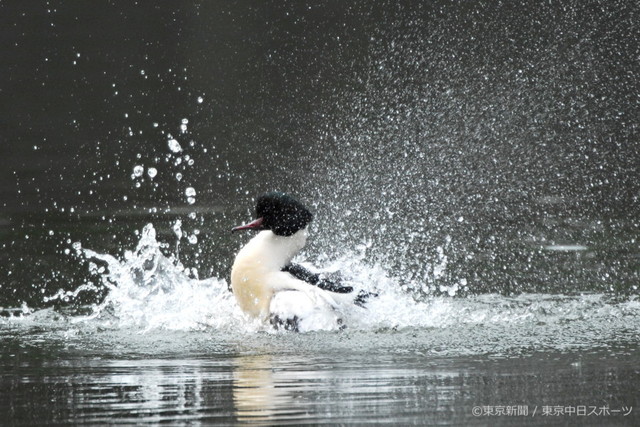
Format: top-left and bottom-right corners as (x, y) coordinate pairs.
(230, 228), (343, 329)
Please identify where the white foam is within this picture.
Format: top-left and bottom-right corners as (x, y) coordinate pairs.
(38, 223), (639, 336)
(72, 224), (245, 332)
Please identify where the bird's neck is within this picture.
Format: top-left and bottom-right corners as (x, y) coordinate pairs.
(230, 228), (309, 319)
(237, 228), (308, 271)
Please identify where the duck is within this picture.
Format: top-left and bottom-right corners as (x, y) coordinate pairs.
(230, 192), (372, 331)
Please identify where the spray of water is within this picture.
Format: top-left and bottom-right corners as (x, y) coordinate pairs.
(27, 220), (635, 337)
(61, 224), (242, 332)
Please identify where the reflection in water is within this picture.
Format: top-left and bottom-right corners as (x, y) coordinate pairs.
(233, 354), (282, 423)
(51, 359), (235, 424)
(102, 361), (207, 422)
(1, 330), (639, 425)
(229, 350), (473, 424)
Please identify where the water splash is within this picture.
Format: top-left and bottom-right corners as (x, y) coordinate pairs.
(27, 223), (638, 339)
(66, 224), (242, 332)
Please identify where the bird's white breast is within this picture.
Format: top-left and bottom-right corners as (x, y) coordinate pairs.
(230, 229), (308, 319)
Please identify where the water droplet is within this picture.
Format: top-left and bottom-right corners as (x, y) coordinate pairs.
(133, 165), (144, 177)
(185, 187), (196, 204)
(168, 138), (182, 153)
(175, 173), (183, 181)
(172, 219), (183, 240)
(147, 167), (157, 179)
(197, 96), (203, 103)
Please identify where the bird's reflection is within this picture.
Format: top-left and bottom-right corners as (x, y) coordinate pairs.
(232, 353), (290, 423)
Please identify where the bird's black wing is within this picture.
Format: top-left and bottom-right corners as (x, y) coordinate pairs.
(282, 263), (378, 307)
(282, 263), (353, 293)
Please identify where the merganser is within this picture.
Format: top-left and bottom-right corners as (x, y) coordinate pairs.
(231, 192), (372, 331)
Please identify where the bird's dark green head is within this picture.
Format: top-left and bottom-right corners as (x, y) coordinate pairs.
(232, 192), (313, 237)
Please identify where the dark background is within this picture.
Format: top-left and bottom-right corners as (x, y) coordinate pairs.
(1, 0), (638, 308)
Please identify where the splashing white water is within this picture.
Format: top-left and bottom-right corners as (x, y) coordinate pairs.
(63, 222), (435, 333)
(76, 224), (245, 332)
(45, 223), (640, 337)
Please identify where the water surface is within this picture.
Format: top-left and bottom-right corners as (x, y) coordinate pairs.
(1, 0), (639, 425)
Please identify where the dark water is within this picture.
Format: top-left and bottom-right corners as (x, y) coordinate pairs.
(1, 0), (639, 425)
(2, 312), (640, 426)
